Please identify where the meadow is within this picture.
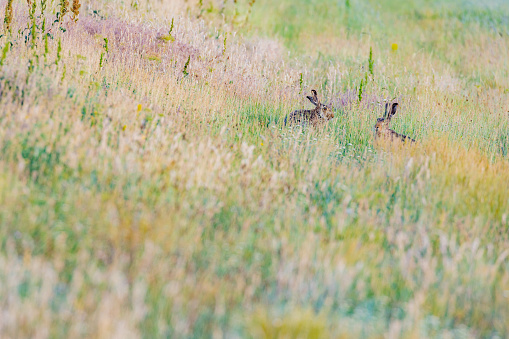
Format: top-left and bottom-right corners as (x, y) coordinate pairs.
(0, 0), (508, 337)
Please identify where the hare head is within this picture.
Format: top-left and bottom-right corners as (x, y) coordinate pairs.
(307, 90), (334, 120)
(375, 102), (398, 131)
(375, 101), (415, 143)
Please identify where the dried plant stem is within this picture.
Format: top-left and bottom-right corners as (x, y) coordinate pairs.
(4, 0), (14, 33)
(71, 0), (81, 22)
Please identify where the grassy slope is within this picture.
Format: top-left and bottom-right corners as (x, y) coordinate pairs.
(0, 0), (508, 338)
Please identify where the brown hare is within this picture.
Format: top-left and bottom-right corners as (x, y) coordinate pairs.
(285, 90), (334, 127)
(374, 102), (415, 143)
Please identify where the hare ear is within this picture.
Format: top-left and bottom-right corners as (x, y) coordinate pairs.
(383, 102), (389, 118)
(388, 103), (399, 119)
(306, 95), (318, 106)
(311, 89), (319, 103)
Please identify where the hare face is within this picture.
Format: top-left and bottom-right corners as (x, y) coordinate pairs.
(319, 105), (334, 120)
(374, 117), (388, 133)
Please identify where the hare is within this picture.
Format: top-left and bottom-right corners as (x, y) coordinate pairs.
(374, 102), (415, 143)
(285, 90), (334, 127)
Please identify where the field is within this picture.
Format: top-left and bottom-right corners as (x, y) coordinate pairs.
(1, 0), (509, 337)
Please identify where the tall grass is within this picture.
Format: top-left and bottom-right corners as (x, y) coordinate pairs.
(0, 0), (508, 337)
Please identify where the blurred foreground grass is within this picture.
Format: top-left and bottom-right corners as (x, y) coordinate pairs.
(0, 0), (508, 338)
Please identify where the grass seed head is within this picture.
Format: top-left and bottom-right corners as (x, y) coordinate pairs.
(59, 0), (69, 21)
(71, 0), (81, 22)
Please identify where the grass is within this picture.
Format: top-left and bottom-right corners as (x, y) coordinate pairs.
(0, 0), (508, 338)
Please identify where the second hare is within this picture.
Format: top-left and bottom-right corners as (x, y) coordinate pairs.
(375, 102), (415, 143)
(285, 90), (334, 127)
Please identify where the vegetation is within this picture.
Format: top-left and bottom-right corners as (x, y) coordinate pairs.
(0, 0), (508, 337)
